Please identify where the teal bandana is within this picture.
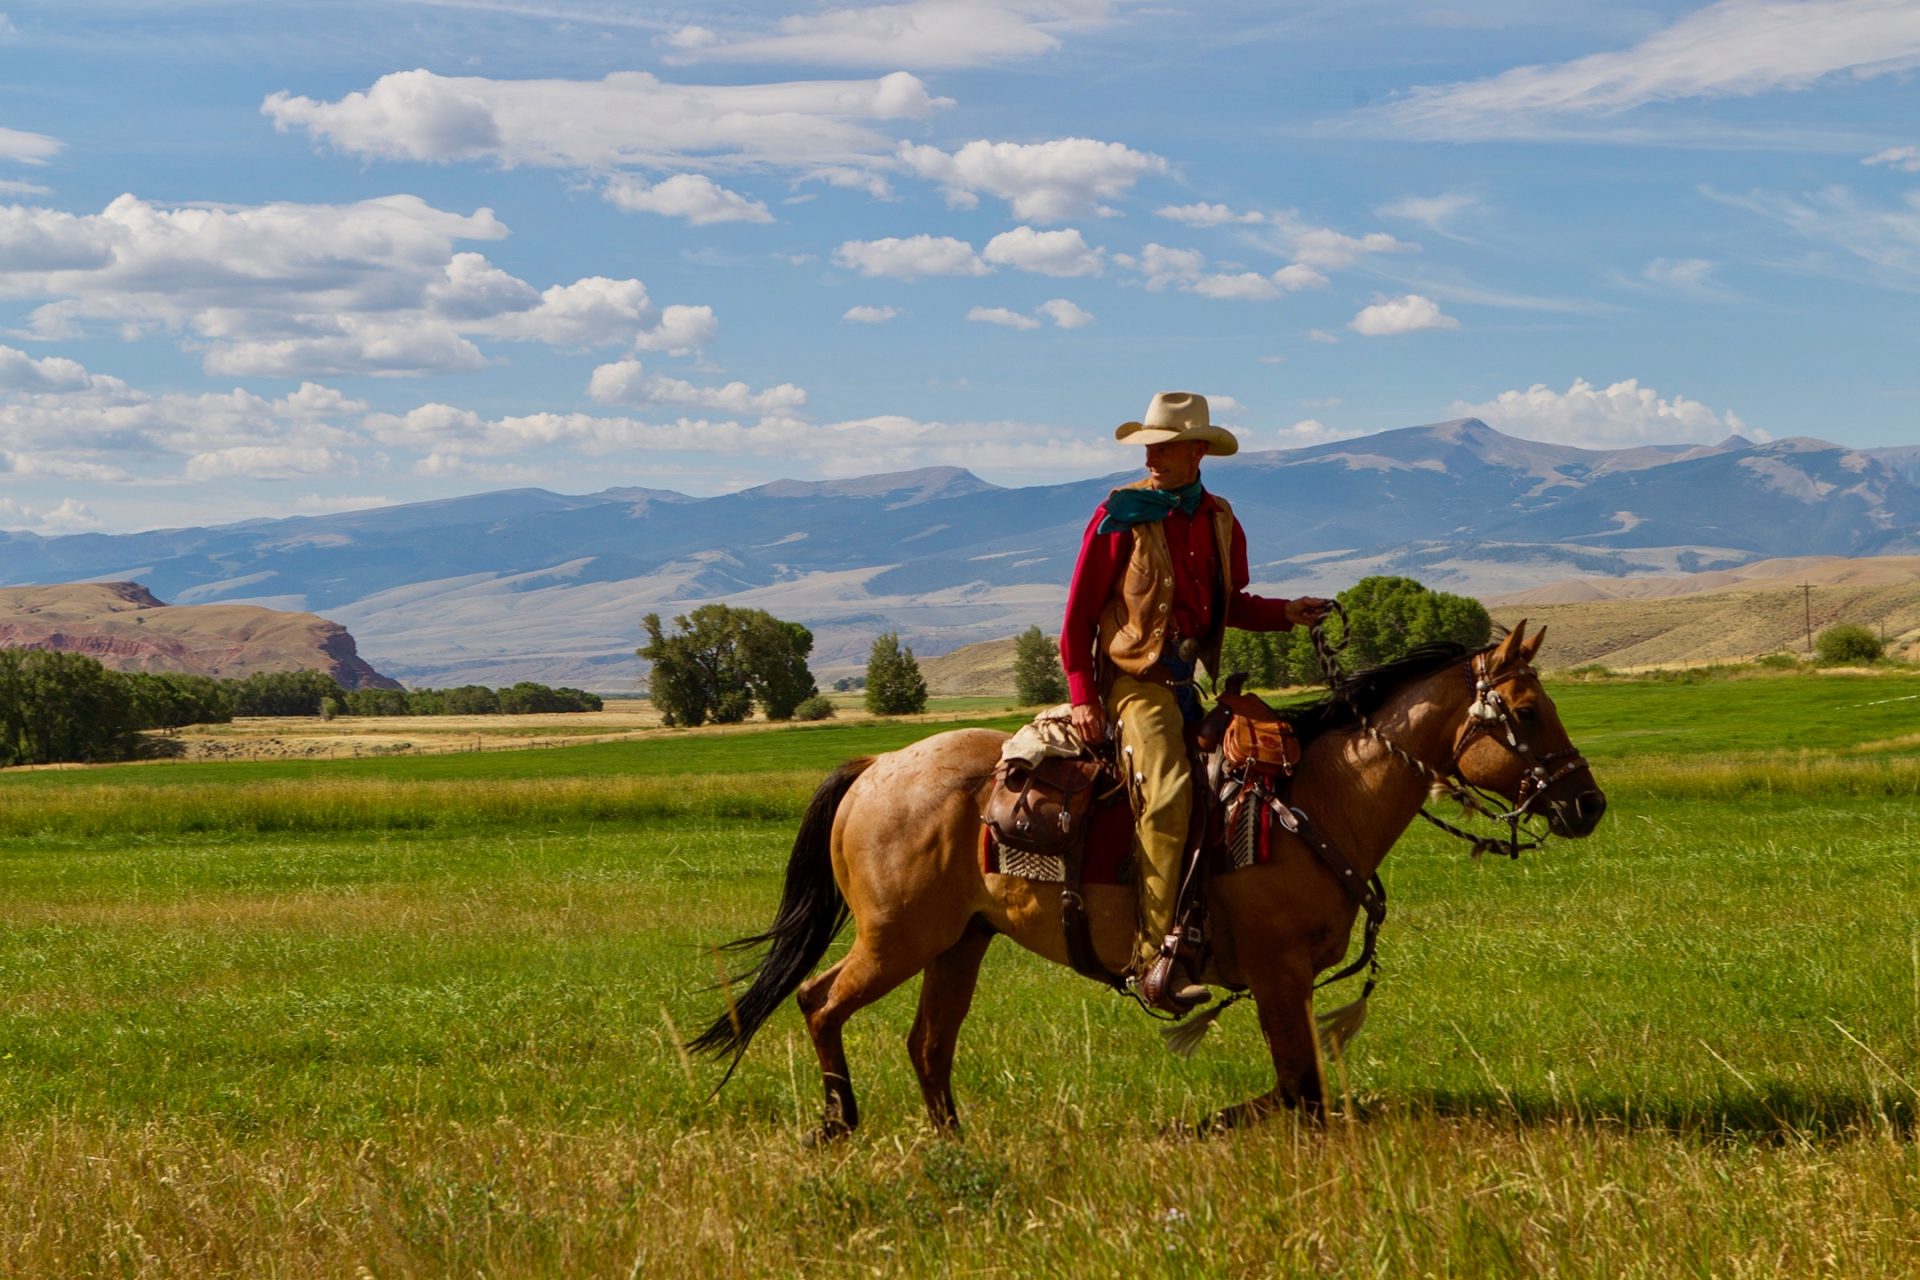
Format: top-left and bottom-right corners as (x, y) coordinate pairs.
(1095, 478), (1205, 535)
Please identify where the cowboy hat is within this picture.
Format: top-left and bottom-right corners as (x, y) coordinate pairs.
(1114, 391), (1238, 457)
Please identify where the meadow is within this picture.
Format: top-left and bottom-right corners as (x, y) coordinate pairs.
(2, 672), (1918, 1276)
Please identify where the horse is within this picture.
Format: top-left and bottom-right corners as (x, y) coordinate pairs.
(690, 621), (1605, 1138)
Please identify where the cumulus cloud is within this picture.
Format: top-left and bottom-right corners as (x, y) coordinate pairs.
(833, 234), (988, 278)
(1037, 297), (1093, 328)
(898, 137), (1168, 220)
(631, 305), (719, 353)
(981, 225), (1104, 276)
(263, 68), (950, 172)
(1273, 418), (1363, 449)
(1358, 0), (1920, 141)
(0, 124), (61, 165)
(1349, 294), (1459, 335)
(586, 358), (807, 415)
(603, 173), (773, 225)
(1129, 243), (1206, 290)
(1451, 377), (1754, 447)
(662, 0), (1117, 70)
(1864, 145), (1920, 172)
(0, 193), (715, 374)
(967, 305), (1041, 330)
(0, 495), (100, 533)
(1155, 202), (1267, 227)
(842, 304), (901, 323)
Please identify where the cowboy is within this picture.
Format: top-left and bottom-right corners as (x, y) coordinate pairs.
(1061, 391), (1332, 1013)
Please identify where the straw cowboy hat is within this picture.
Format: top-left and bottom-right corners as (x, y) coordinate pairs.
(1114, 391), (1239, 457)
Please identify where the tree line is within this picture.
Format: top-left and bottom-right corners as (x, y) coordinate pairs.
(0, 649), (604, 767)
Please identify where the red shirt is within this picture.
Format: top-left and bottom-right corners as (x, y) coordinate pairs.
(1059, 491), (1293, 706)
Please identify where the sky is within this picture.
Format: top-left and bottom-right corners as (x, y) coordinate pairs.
(0, 0), (1917, 535)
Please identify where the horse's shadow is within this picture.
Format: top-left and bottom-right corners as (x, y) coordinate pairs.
(1352, 1086), (1916, 1143)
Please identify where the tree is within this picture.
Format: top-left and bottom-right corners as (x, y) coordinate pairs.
(1012, 626), (1068, 705)
(638, 605), (816, 727)
(1215, 628), (1283, 688)
(442, 685), (500, 715)
(865, 631), (928, 715)
(0, 649), (139, 766)
(1816, 623), (1883, 664)
(1283, 576), (1493, 679)
(228, 670), (346, 716)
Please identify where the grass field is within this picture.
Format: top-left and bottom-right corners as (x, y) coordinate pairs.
(3, 673), (1919, 1275)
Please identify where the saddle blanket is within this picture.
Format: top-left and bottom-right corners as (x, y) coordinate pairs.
(981, 789), (1283, 885)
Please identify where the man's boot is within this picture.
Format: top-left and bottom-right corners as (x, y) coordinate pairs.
(1140, 925), (1207, 1014)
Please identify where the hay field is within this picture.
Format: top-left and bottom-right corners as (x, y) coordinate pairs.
(2, 675), (1918, 1275)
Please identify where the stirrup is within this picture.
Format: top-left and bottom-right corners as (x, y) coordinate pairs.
(1139, 938), (1208, 1014)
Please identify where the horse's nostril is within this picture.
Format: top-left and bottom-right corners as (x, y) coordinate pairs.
(1574, 791), (1606, 826)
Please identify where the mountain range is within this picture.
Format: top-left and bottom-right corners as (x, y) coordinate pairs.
(4, 419), (1918, 688)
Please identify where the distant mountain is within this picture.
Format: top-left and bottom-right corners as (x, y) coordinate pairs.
(4, 428), (1918, 688)
(0, 581), (399, 689)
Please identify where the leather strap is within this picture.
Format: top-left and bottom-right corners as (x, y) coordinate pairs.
(1270, 802), (1386, 992)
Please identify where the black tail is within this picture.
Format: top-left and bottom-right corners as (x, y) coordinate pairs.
(687, 756), (874, 1086)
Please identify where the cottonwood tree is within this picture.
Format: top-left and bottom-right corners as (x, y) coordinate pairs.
(864, 631), (928, 715)
(1012, 626), (1068, 705)
(639, 605), (817, 727)
(1283, 576), (1493, 678)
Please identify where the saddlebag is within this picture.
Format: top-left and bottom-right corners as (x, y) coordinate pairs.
(983, 755), (1104, 855)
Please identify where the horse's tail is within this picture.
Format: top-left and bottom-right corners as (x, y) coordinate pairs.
(687, 755), (875, 1085)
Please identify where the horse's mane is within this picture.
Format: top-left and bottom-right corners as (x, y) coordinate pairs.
(1274, 641), (1483, 746)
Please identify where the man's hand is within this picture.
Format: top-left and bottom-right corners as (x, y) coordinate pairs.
(1286, 596), (1334, 628)
(1070, 699), (1108, 745)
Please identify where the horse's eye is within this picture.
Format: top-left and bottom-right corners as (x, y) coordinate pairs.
(1515, 705), (1539, 722)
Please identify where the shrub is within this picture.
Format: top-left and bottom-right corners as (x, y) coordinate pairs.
(792, 694), (836, 721)
(1754, 652), (1801, 670)
(1815, 624), (1883, 664)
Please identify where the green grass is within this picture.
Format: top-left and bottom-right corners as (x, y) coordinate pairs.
(2, 673), (1919, 1275)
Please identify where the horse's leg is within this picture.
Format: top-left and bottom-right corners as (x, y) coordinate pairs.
(794, 928), (944, 1142)
(906, 921), (994, 1133)
(1202, 962), (1324, 1132)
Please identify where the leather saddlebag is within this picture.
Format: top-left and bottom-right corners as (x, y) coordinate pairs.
(1223, 710), (1301, 780)
(983, 756), (1102, 854)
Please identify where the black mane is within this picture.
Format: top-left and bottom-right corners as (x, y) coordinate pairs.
(1272, 641), (1482, 746)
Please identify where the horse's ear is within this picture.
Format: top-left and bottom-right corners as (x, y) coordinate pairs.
(1492, 618), (1527, 666)
(1520, 624), (1547, 664)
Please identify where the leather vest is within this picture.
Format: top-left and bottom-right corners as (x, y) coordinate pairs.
(1095, 481), (1236, 682)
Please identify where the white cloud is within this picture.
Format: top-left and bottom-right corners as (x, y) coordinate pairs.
(0, 495), (99, 533)
(1275, 419), (1362, 449)
(1208, 394), (1244, 420)
(898, 137), (1168, 221)
(1635, 256), (1740, 300)
(603, 173), (773, 225)
(1155, 202), (1267, 227)
(1363, 0), (1920, 140)
(1349, 294), (1459, 335)
(631, 304), (719, 353)
(833, 234), (988, 278)
(1189, 264), (1327, 300)
(0, 343), (90, 392)
(842, 304), (901, 323)
(1709, 184), (1920, 288)
(0, 124), (60, 165)
(1288, 227), (1415, 270)
(1132, 243), (1206, 290)
(662, 0), (1116, 70)
(1307, 328), (1339, 344)
(184, 445), (350, 481)
(0, 177), (51, 196)
(0, 193), (713, 374)
(263, 68), (950, 172)
(981, 225), (1104, 276)
(1037, 297), (1093, 328)
(967, 305), (1040, 330)
(1376, 192), (1482, 236)
(1451, 377), (1754, 447)
(586, 359), (807, 415)
(1864, 145), (1920, 172)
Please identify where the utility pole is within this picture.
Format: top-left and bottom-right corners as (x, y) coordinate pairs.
(1801, 583), (1813, 654)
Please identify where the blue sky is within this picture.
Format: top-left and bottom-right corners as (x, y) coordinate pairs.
(1, 0), (1916, 534)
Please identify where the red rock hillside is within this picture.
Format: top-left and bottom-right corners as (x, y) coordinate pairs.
(0, 581), (401, 690)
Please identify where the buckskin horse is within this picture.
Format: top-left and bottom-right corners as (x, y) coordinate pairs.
(691, 621), (1605, 1137)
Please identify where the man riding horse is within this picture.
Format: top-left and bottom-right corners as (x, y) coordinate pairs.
(1061, 391), (1332, 1013)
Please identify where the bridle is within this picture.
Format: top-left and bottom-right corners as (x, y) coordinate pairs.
(1360, 647), (1591, 859)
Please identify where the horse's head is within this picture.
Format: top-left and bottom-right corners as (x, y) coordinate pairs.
(1450, 620), (1606, 839)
